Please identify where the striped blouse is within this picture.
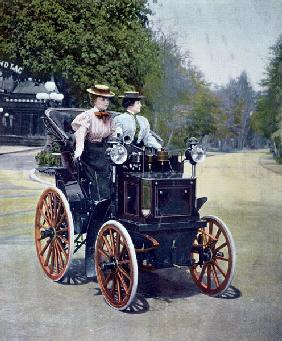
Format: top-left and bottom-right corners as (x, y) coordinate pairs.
(71, 107), (115, 151)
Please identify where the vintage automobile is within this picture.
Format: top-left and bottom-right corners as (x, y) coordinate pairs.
(34, 108), (236, 310)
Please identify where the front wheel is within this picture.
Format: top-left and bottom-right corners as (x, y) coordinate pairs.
(189, 215), (236, 296)
(35, 187), (74, 281)
(95, 220), (138, 310)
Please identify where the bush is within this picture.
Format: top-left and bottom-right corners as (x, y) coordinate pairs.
(35, 151), (61, 167)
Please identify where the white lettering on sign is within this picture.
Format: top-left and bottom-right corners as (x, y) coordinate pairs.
(0, 61), (23, 74)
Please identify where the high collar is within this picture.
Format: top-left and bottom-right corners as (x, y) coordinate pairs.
(94, 106), (107, 112)
(127, 110), (139, 116)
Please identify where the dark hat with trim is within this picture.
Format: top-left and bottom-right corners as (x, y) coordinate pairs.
(118, 91), (144, 99)
(86, 84), (115, 97)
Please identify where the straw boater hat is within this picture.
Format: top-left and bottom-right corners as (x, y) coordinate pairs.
(118, 91), (144, 99)
(86, 84), (115, 97)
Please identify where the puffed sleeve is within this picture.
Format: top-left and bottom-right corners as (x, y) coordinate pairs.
(71, 112), (91, 152)
(71, 112), (91, 131)
(141, 117), (162, 150)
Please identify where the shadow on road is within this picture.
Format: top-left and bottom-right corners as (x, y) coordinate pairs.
(58, 259), (241, 313)
(217, 285), (242, 299)
(126, 269), (241, 314)
(59, 258), (90, 285)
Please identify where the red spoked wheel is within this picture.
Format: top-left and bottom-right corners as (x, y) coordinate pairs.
(95, 220), (138, 310)
(35, 187), (74, 281)
(189, 215), (236, 296)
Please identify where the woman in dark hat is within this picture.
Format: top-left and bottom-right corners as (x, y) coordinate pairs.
(113, 91), (162, 150)
(71, 84), (115, 277)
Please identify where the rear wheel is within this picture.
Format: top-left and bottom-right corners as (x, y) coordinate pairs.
(189, 215), (236, 296)
(95, 220), (138, 310)
(35, 187), (74, 281)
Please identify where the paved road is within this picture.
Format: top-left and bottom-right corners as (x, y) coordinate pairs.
(0, 150), (281, 341)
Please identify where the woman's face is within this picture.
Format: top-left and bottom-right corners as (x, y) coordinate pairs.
(95, 96), (110, 111)
(129, 100), (142, 114)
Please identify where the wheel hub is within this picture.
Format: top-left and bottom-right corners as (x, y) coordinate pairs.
(40, 227), (56, 240)
(203, 248), (212, 262)
(101, 257), (118, 271)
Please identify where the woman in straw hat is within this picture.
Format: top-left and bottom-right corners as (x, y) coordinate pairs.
(71, 84), (115, 278)
(72, 84), (115, 162)
(113, 91), (162, 150)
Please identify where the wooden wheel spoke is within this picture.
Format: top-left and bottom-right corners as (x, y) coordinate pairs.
(53, 244), (58, 273)
(109, 229), (115, 254)
(102, 272), (113, 288)
(49, 245), (55, 274)
(37, 223), (47, 230)
(48, 193), (56, 222)
(40, 207), (51, 226)
(40, 238), (52, 256)
(211, 259), (227, 278)
(97, 247), (110, 259)
(118, 259), (130, 265)
(43, 199), (53, 225)
(111, 276), (116, 296)
(56, 227), (68, 234)
(55, 240), (65, 270)
(116, 274), (122, 302)
(118, 243), (126, 260)
(211, 263), (220, 288)
(214, 242), (227, 253)
(56, 214), (67, 229)
(198, 263), (207, 283)
(115, 233), (120, 258)
(118, 265), (131, 281)
(207, 264), (211, 290)
(54, 198), (62, 225)
(208, 221), (213, 237)
(117, 271), (129, 295)
(57, 238), (68, 259)
(202, 230), (217, 242)
(57, 234), (69, 244)
(44, 241), (53, 266)
(215, 228), (222, 240)
(215, 255), (229, 261)
(102, 235), (113, 256)
(201, 230), (208, 246)
(55, 243), (61, 273)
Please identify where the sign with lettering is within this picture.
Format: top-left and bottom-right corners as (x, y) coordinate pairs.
(0, 61), (23, 74)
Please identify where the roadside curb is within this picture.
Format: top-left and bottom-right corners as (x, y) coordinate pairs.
(29, 168), (54, 186)
(0, 147), (42, 156)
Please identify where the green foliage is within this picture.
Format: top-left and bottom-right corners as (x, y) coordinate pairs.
(255, 35), (282, 139)
(0, 0), (232, 149)
(0, 0), (158, 104)
(35, 151), (60, 167)
(215, 71), (257, 149)
(142, 33), (224, 150)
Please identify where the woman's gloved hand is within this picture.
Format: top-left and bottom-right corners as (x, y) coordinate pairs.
(74, 147), (83, 159)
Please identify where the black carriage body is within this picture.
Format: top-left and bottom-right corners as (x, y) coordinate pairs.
(42, 108), (207, 270)
(118, 172), (198, 223)
(117, 171), (206, 268)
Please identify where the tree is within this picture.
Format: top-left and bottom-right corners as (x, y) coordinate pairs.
(216, 71), (256, 150)
(0, 0), (160, 105)
(255, 35), (282, 156)
(142, 33), (223, 150)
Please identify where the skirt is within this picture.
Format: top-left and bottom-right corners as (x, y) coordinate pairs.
(81, 140), (111, 201)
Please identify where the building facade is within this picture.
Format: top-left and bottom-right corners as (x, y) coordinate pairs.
(0, 61), (62, 146)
